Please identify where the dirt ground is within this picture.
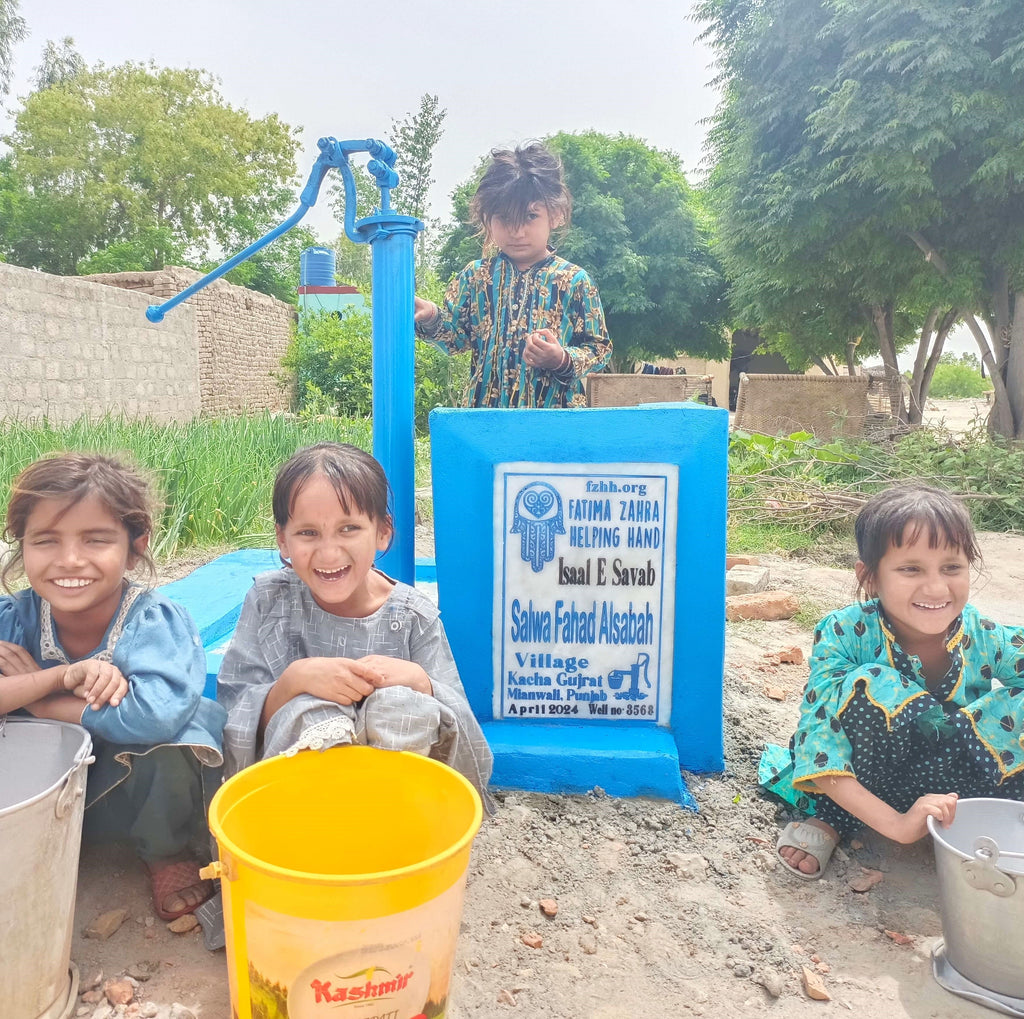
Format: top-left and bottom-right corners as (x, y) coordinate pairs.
(62, 529), (1024, 1019)
(62, 399), (1021, 1019)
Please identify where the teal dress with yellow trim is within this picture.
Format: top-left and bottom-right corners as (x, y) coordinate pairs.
(759, 601), (1024, 834)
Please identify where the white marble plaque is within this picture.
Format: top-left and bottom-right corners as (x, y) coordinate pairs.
(494, 463), (677, 724)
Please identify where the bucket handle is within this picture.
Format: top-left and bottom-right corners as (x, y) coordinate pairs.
(55, 745), (95, 819)
(961, 836), (1018, 898)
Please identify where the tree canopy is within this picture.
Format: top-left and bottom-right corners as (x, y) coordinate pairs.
(698, 0), (1024, 432)
(0, 0), (25, 99)
(0, 61), (299, 277)
(438, 131), (727, 363)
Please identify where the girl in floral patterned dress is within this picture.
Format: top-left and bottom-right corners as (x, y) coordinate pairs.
(764, 484), (1024, 878)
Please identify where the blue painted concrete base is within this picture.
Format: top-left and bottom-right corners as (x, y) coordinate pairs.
(483, 721), (696, 808)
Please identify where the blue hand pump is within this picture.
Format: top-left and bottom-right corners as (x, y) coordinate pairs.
(145, 137), (424, 584)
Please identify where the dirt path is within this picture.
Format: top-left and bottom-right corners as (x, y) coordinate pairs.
(66, 532), (1024, 1017)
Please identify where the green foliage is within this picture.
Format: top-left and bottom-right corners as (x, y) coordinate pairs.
(0, 0), (26, 98)
(929, 354), (992, 400)
(437, 131), (728, 363)
(698, 0), (1024, 433)
(33, 36), (85, 90)
(0, 414), (434, 559)
(0, 61), (299, 276)
(282, 310), (469, 432)
(728, 426), (1024, 544)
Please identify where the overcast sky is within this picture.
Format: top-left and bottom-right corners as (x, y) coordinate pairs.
(4, 1), (977, 361)
(5, 0), (722, 238)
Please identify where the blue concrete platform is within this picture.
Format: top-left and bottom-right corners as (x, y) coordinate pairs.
(160, 549), (437, 699)
(484, 721), (696, 808)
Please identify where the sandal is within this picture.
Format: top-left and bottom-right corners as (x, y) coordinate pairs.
(775, 820), (839, 880)
(148, 859), (214, 921)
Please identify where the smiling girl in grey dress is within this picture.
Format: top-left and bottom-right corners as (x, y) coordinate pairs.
(217, 442), (492, 799)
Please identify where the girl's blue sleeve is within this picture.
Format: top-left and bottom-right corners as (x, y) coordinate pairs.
(0, 597), (25, 645)
(81, 597), (207, 746)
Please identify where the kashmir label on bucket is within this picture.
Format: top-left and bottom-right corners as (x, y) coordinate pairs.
(240, 878), (465, 1019)
(494, 462), (678, 723)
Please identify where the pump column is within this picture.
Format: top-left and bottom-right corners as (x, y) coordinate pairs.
(358, 213), (424, 584)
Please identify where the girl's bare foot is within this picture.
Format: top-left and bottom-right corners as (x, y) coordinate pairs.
(777, 818), (839, 876)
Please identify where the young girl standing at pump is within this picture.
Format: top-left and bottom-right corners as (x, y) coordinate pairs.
(218, 442), (492, 797)
(414, 142), (612, 408)
(0, 453), (225, 919)
(765, 484), (1024, 879)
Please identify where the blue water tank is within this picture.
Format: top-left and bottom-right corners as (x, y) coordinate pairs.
(299, 246), (337, 287)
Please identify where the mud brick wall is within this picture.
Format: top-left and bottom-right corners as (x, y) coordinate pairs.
(0, 262), (200, 423)
(83, 267), (296, 415)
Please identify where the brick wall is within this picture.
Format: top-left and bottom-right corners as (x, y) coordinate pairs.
(0, 263), (200, 423)
(83, 267), (296, 415)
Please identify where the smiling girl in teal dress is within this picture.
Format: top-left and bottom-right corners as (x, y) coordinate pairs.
(764, 484), (1024, 879)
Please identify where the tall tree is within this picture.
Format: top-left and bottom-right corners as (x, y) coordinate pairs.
(327, 92), (446, 281)
(438, 131), (728, 364)
(698, 0), (1024, 434)
(32, 36), (84, 90)
(0, 0), (26, 100)
(1, 61), (298, 275)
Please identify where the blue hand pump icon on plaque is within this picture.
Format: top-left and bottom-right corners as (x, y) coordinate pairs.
(510, 482), (564, 572)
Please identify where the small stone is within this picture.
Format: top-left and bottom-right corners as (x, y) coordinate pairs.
(76, 1008), (91, 1017)
(521, 932), (543, 949)
(726, 564), (771, 596)
(579, 934), (598, 955)
(167, 913), (198, 934)
(144, 917), (154, 928)
(169, 1006), (198, 1019)
(144, 928), (157, 940)
(498, 988), (516, 1006)
(850, 839), (864, 851)
(816, 962), (831, 974)
(726, 591), (799, 622)
(848, 868), (884, 893)
(139, 1005), (159, 1019)
(754, 969), (785, 998)
(538, 898), (558, 917)
(765, 687), (786, 701)
(733, 962), (753, 978)
(81, 972), (103, 992)
(582, 914), (597, 926)
(91, 1005), (115, 1019)
(633, 912), (649, 922)
(519, 896), (532, 908)
(81, 990), (104, 1005)
(665, 851), (709, 881)
(778, 646), (804, 665)
(802, 965), (831, 1001)
(84, 909), (129, 940)
(726, 555), (760, 569)
(126, 962), (154, 982)
(104, 979), (134, 1006)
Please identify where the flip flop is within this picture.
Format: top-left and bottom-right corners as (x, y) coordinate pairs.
(148, 859), (214, 921)
(775, 820), (839, 880)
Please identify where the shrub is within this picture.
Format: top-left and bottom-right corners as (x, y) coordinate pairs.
(282, 310), (469, 431)
(929, 355), (992, 399)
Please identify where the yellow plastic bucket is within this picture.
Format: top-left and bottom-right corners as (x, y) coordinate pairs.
(204, 745), (482, 1019)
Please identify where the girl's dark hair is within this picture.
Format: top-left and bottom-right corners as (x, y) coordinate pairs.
(854, 483), (981, 598)
(273, 443), (393, 532)
(2, 452), (156, 592)
(470, 142), (572, 239)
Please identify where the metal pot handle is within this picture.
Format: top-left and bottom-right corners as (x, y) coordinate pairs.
(55, 746), (95, 819)
(961, 836), (1018, 898)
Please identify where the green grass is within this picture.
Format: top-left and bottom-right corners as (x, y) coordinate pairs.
(0, 415), (431, 560)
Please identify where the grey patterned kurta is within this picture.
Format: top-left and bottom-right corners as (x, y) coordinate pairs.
(217, 569), (492, 801)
